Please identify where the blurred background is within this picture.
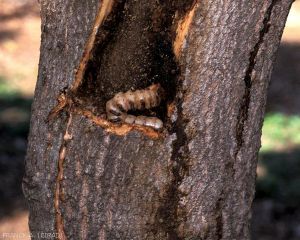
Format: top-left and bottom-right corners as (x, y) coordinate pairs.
(0, 0), (299, 239)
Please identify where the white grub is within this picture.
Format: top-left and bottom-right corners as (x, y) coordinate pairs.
(106, 83), (164, 131)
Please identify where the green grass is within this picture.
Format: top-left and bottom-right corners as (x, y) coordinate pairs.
(261, 113), (300, 152)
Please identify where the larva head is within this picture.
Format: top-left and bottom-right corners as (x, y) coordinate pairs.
(106, 100), (122, 116)
(107, 114), (122, 123)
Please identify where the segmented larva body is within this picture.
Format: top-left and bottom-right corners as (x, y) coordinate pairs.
(106, 84), (164, 130)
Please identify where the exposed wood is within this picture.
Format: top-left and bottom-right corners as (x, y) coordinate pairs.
(173, 2), (197, 59)
(23, 0), (293, 239)
(72, 0), (114, 91)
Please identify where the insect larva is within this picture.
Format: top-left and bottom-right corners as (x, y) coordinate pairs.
(106, 83), (164, 131)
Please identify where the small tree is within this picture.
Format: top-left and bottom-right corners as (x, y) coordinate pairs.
(23, 0), (293, 239)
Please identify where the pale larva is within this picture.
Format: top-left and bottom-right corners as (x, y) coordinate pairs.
(106, 83), (164, 131)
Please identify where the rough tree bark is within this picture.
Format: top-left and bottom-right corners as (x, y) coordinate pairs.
(23, 0), (293, 239)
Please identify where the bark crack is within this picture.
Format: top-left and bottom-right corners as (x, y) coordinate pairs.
(215, 193), (224, 239)
(156, 87), (190, 239)
(54, 111), (73, 240)
(235, 0), (276, 152)
(50, 1), (117, 235)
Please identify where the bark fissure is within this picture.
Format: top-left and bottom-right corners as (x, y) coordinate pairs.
(235, 0), (276, 151)
(215, 194), (224, 240)
(156, 87), (190, 239)
(54, 112), (73, 240)
(153, 6), (198, 237)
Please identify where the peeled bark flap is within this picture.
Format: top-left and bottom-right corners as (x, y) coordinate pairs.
(23, 0), (292, 240)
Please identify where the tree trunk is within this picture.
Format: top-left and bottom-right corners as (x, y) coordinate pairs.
(23, 0), (293, 239)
